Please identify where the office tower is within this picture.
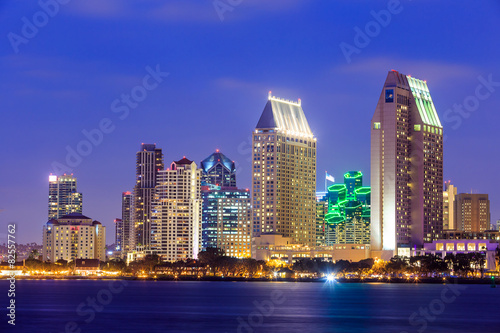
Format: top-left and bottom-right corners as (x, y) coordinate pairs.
(200, 150), (236, 187)
(151, 157), (202, 261)
(315, 191), (328, 247)
(121, 191), (134, 252)
(315, 200), (327, 246)
(201, 186), (251, 257)
(443, 182), (457, 230)
(252, 93), (317, 246)
(42, 213), (106, 261)
(114, 218), (123, 251)
(371, 71), (443, 256)
(324, 171), (370, 245)
(48, 174), (83, 219)
(134, 143), (164, 250)
(454, 193), (490, 232)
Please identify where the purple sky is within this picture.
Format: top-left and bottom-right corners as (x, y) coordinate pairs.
(1, 1), (499, 244)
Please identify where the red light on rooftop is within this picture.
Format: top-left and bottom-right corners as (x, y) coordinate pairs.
(216, 149), (219, 152)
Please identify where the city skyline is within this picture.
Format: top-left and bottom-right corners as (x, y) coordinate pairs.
(1, 1), (499, 245)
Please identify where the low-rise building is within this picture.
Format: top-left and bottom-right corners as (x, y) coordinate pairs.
(75, 259), (100, 276)
(252, 234), (370, 264)
(42, 213), (106, 262)
(419, 239), (498, 271)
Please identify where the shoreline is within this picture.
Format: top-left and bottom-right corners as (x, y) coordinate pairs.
(2, 275), (498, 284)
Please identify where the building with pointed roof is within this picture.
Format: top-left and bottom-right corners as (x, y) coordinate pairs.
(252, 93), (317, 249)
(371, 70), (443, 258)
(200, 150), (236, 187)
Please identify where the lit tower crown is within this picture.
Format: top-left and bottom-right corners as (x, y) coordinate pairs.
(200, 150), (236, 187)
(252, 92), (317, 248)
(371, 70), (443, 257)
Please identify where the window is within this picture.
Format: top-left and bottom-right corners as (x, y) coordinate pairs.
(457, 243), (465, 251)
(446, 243), (454, 251)
(385, 89), (394, 103)
(414, 124), (421, 131)
(467, 243), (476, 251)
(436, 243), (444, 251)
(373, 122), (381, 130)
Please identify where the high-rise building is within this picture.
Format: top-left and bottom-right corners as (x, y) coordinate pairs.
(200, 150), (236, 187)
(121, 191), (134, 252)
(443, 182), (457, 230)
(201, 186), (251, 258)
(371, 70), (444, 256)
(42, 213), (106, 262)
(315, 192), (328, 247)
(252, 93), (317, 247)
(134, 143), (163, 250)
(454, 193), (490, 232)
(151, 157), (202, 262)
(325, 172), (370, 245)
(48, 174), (83, 219)
(114, 218), (123, 251)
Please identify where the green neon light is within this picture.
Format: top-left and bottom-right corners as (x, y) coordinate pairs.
(343, 171), (363, 179)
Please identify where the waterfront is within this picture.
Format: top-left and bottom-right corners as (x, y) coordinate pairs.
(1, 280), (499, 332)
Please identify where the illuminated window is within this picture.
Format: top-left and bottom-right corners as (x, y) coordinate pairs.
(414, 124), (421, 131)
(436, 243), (444, 251)
(457, 243), (465, 251)
(373, 122), (381, 130)
(467, 243), (476, 251)
(446, 243), (454, 251)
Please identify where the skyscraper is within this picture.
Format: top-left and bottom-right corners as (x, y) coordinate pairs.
(252, 93), (317, 247)
(114, 218), (123, 251)
(201, 187), (251, 258)
(48, 174), (83, 219)
(151, 157), (202, 261)
(325, 172), (371, 245)
(371, 71), (444, 257)
(443, 182), (457, 230)
(200, 150), (236, 187)
(455, 193), (490, 232)
(121, 191), (134, 252)
(134, 143), (163, 250)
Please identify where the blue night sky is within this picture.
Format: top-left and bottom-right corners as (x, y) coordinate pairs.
(0, 1), (499, 244)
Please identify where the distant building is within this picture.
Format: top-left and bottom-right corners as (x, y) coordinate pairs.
(371, 71), (443, 258)
(252, 93), (317, 247)
(443, 182), (457, 230)
(315, 199), (327, 247)
(201, 186), (251, 258)
(200, 150), (236, 187)
(42, 213), (106, 262)
(151, 157), (202, 262)
(121, 191), (134, 252)
(48, 174), (83, 219)
(325, 171), (370, 245)
(455, 193), (490, 232)
(134, 143), (164, 250)
(114, 218), (123, 252)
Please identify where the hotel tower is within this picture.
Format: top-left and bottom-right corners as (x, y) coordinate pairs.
(252, 92), (317, 247)
(371, 71), (443, 257)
